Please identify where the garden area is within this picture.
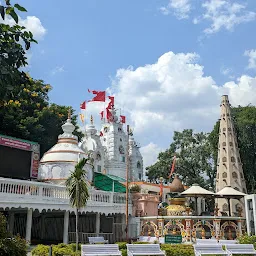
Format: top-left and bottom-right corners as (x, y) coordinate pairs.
(30, 235), (256, 256)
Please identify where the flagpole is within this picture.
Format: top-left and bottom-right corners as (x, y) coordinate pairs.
(125, 124), (130, 243)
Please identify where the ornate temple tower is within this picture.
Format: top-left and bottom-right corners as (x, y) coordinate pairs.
(216, 95), (247, 215)
(100, 107), (128, 179)
(129, 136), (143, 181)
(79, 116), (105, 175)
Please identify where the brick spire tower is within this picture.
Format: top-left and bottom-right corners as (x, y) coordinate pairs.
(216, 95), (247, 215)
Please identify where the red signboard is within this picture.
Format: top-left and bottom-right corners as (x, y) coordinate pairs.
(0, 136), (32, 151)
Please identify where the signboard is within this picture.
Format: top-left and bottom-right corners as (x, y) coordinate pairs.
(0, 134), (40, 178)
(164, 234), (182, 244)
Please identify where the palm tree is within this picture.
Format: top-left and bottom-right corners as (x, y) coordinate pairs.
(66, 158), (90, 251)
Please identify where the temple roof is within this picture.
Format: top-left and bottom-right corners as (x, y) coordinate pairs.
(40, 117), (86, 164)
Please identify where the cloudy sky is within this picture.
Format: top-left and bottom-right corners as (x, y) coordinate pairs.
(6, 0), (256, 172)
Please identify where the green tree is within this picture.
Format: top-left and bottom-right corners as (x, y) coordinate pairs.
(146, 129), (216, 188)
(0, 213), (27, 256)
(232, 106), (256, 193)
(65, 158), (91, 251)
(0, 77), (83, 155)
(0, 1), (37, 101)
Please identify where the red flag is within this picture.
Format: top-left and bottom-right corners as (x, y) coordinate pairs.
(100, 131), (103, 136)
(80, 101), (86, 110)
(88, 91), (106, 102)
(120, 115), (126, 123)
(100, 111), (104, 120)
(168, 155), (176, 178)
(108, 96), (114, 107)
(106, 108), (112, 121)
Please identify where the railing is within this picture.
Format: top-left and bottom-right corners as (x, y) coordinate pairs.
(140, 215), (246, 242)
(0, 177), (128, 205)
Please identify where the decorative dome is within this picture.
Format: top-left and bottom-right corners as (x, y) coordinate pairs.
(40, 118), (85, 163)
(38, 116), (88, 184)
(169, 175), (184, 192)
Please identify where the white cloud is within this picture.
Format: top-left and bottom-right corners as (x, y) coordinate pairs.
(220, 66), (233, 77)
(244, 49), (256, 70)
(107, 51), (256, 168)
(202, 0), (256, 34)
(51, 66), (65, 75)
(160, 0), (191, 19)
(0, 15), (46, 40)
(140, 143), (162, 177)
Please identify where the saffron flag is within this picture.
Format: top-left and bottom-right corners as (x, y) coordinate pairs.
(88, 90), (106, 102)
(160, 182), (163, 197)
(80, 113), (85, 123)
(168, 155), (176, 178)
(100, 111), (104, 120)
(80, 101), (86, 110)
(120, 115), (126, 123)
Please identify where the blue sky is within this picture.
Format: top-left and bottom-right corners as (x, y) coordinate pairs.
(6, 0), (256, 170)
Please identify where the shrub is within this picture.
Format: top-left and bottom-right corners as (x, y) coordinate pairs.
(129, 184), (141, 193)
(115, 242), (127, 250)
(238, 234), (256, 247)
(0, 213), (27, 256)
(32, 244), (81, 256)
(121, 248), (127, 256)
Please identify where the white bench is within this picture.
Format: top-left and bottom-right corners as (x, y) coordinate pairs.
(138, 236), (158, 243)
(196, 239), (218, 244)
(127, 244), (165, 256)
(81, 244), (121, 256)
(88, 236), (108, 244)
(226, 244), (256, 255)
(219, 240), (237, 245)
(193, 244), (230, 256)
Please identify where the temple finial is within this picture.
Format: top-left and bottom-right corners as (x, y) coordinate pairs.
(90, 115), (94, 125)
(68, 108), (71, 119)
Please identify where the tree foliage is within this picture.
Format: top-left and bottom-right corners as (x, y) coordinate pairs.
(0, 0), (37, 100)
(0, 213), (27, 256)
(0, 76), (83, 155)
(146, 129), (216, 188)
(66, 158), (91, 251)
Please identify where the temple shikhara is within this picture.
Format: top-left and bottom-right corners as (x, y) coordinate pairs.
(215, 95), (247, 215)
(0, 94), (255, 245)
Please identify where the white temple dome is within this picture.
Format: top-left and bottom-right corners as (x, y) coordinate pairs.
(38, 117), (88, 184)
(40, 119), (85, 163)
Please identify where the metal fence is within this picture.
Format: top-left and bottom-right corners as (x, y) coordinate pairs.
(68, 223), (137, 243)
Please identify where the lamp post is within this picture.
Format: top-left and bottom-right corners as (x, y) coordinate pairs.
(125, 125), (130, 242)
(159, 177), (164, 202)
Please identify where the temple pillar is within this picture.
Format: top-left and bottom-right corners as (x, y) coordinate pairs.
(63, 211), (69, 244)
(40, 214), (45, 240)
(25, 208), (33, 244)
(237, 219), (242, 238)
(9, 212), (15, 235)
(95, 212), (100, 236)
(214, 219), (221, 241)
(157, 218), (164, 237)
(185, 219), (192, 243)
